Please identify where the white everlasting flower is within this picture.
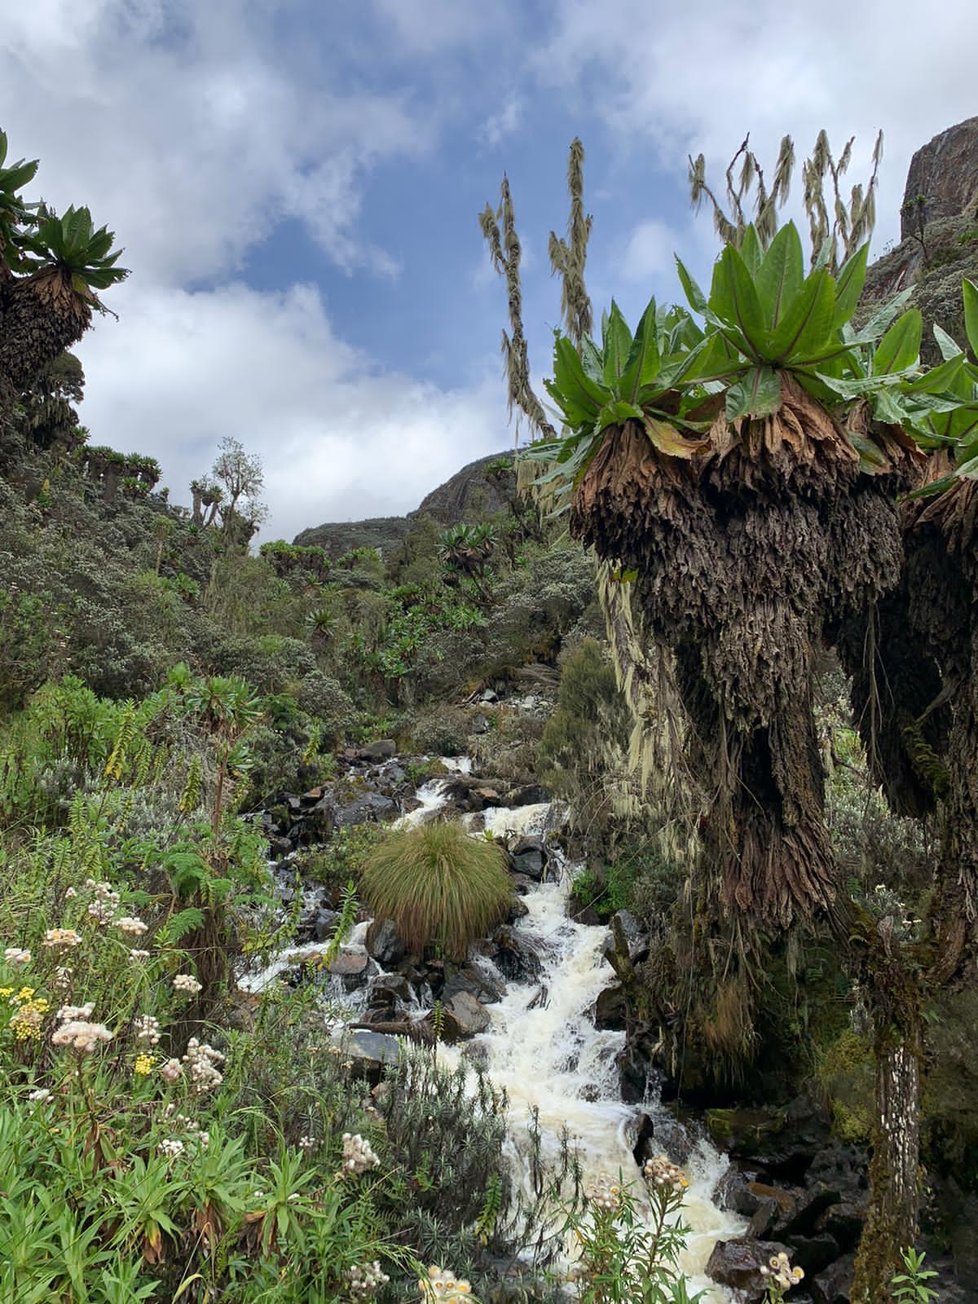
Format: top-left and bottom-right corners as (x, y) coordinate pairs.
(129, 949), (151, 961)
(299, 1134), (316, 1150)
(643, 1154), (689, 1194)
(158, 1139), (185, 1158)
(43, 928), (82, 948)
(28, 1088), (52, 1102)
(133, 1014), (161, 1045)
(50, 1020), (114, 1053)
(56, 1003), (95, 1022)
(173, 973), (202, 994)
(4, 947), (31, 966)
(115, 916), (148, 936)
(182, 1038), (225, 1093)
(54, 967), (73, 990)
(341, 1132), (380, 1175)
(160, 1058), (182, 1084)
(347, 1261), (391, 1295)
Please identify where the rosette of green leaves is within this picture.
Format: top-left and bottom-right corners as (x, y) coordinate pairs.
(674, 221), (928, 438)
(0, 130), (39, 271)
(530, 298), (709, 509)
(899, 279), (978, 495)
(22, 205), (129, 298)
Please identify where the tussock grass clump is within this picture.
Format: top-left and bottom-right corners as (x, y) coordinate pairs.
(361, 821), (512, 960)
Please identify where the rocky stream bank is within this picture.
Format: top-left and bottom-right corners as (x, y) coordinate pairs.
(238, 695), (966, 1303)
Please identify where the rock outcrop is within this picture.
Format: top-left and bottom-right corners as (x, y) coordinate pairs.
(294, 450), (516, 557)
(863, 116), (978, 363)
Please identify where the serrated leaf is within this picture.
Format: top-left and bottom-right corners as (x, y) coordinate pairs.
(580, 336), (603, 382)
(756, 223), (804, 331)
(873, 309), (922, 374)
(724, 366), (782, 420)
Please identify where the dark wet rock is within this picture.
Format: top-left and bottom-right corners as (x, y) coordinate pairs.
(504, 784), (550, 806)
(365, 972), (414, 1016)
(950, 1194), (978, 1290)
(333, 790), (396, 827)
(813, 1200), (864, 1250)
(505, 895), (529, 922)
(594, 984), (627, 1031)
(748, 1184), (798, 1238)
(442, 961), (504, 1005)
(570, 900), (602, 926)
(810, 1252), (855, 1304)
(366, 918), (407, 967)
(706, 1238), (791, 1298)
(470, 713), (490, 734)
(509, 873), (537, 895)
(790, 1233), (841, 1277)
(311, 908), (342, 941)
(510, 836), (546, 879)
(714, 1166), (763, 1216)
(489, 924), (544, 982)
(443, 991), (491, 1038)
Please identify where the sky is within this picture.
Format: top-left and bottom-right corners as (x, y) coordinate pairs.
(3, 0), (978, 540)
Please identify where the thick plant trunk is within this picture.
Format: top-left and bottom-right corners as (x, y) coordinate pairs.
(852, 974), (922, 1304)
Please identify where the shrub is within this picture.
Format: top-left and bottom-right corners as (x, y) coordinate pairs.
(360, 821), (512, 959)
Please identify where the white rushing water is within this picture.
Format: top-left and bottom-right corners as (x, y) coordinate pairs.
(247, 761), (743, 1296)
(448, 860), (743, 1300)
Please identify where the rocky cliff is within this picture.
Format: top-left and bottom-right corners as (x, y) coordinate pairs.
(293, 450), (516, 556)
(863, 116), (978, 362)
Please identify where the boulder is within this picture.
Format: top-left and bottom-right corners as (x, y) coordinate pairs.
(332, 790), (396, 827)
(593, 984), (627, 1031)
(442, 962), (504, 1005)
(337, 1029), (403, 1083)
(443, 990), (492, 1038)
(489, 925), (544, 982)
(706, 1238), (791, 1299)
(810, 1252), (855, 1304)
(510, 836), (546, 880)
(366, 918), (407, 967)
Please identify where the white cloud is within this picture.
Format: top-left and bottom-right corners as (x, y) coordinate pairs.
(619, 218), (682, 284)
(74, 279), (507, 540)
(482, 94), (525, 148)
(538, 0), (978, 251)
(2, 2), (423, 284)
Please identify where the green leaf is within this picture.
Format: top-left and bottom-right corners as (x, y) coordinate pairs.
(833, 242), (870, 328)
(933, 322), (964, 361)
(619, 296), (662, 402)
(756, 223), (804, 331)
(860, 288), (914, 341)
(580, 336), (603, 382)
(596, 399), (644, 431)
(873, 309), (922, 374)
(963, 278), (978, 357)
(739, 225), (763, 277)
(769, 268), (836, 362)
(602, 301), (633, 385)
(675, 256), (708, 315)
(711, 245), (769, 358)
(724, 366), (782, 420)
(552, 335), (607, 414)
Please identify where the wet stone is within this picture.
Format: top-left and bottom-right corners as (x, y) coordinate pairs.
(366, 918), (407, 967)
(443, 991), (491, 1038)
(706, 1238), (791, 1298)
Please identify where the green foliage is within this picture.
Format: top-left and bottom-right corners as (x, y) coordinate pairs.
(891, 1248), (938, 1303)
(562, 1173), (704, 1304)
(539, 638), (630, 800)
(24, 204), (128, 296)
(361, 821), (512, 960)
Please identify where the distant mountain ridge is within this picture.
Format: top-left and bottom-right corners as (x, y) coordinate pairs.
(293, 450), (516, 556)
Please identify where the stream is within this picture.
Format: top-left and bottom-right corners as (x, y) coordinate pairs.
(242, 769), (744, 1300)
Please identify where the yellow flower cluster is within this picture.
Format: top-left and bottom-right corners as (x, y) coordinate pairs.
(8, 989), (50, 1042)
(134, 1053), (155, 1077)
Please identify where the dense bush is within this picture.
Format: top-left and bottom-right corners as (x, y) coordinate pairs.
(360, 821), (512, 960)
